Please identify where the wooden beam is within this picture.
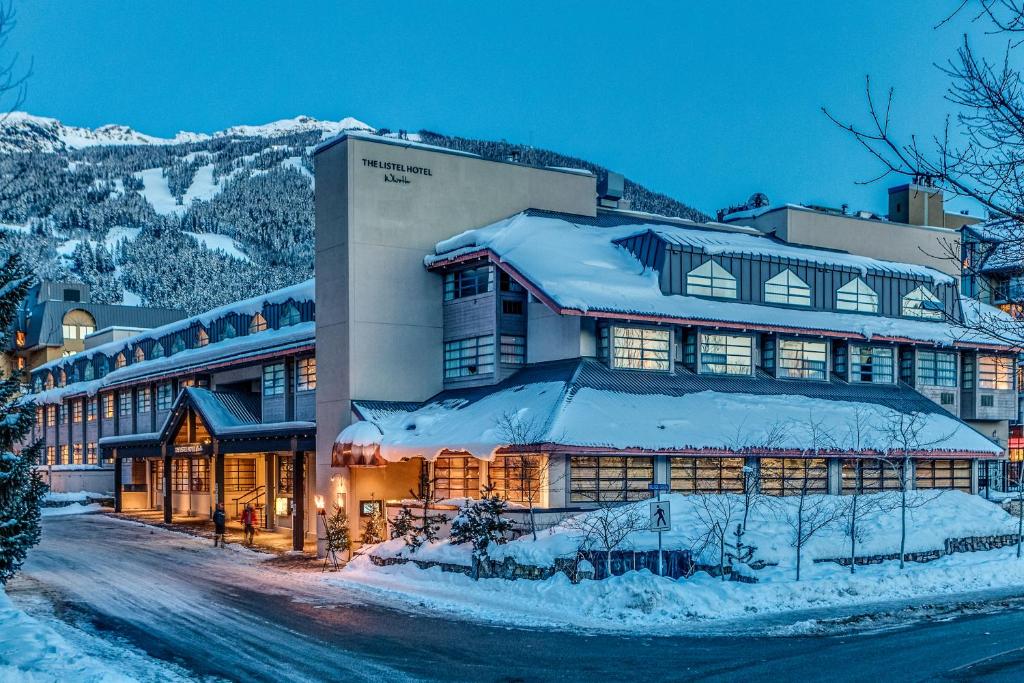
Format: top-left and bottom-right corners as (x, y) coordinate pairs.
(292, 451), (305, 552)
(162, 444), (171, 524)
(113, 452), (122, 513)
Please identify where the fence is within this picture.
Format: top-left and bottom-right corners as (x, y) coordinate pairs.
(979, 460), (1024, 496)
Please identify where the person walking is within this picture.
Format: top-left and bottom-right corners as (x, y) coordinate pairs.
(241, 503), (257, 546)
(212, 502), (226, 548)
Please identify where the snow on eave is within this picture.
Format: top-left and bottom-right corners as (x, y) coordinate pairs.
(33, 279), (314, 376)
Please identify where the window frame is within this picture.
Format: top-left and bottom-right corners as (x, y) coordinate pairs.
(686, 259), (738, 299)
(978, 355), (1014, 390)
(776, 338), (829, 381)
(443, 335), (496, 380)
(263, 363), (286, 396)
(917, 350), (957, 387)
(296, 356), (317, 392)
(606, 325), (671, 372)
(902, 286), (944, 320)
(569, 456), (654, 503)
(764, 269), (811, 307)
(836, 277), (879, 313)
(848, 344), (895, 384)
(697, 332), (753, 376)
(443, 266), (494, 301)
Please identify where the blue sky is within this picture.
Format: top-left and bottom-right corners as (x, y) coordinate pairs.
(7, 1), (997, 216)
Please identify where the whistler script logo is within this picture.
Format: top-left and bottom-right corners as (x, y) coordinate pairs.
(362, 158), (432, 185)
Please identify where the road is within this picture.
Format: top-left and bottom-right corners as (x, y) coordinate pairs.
(8, 513), (1024, 682)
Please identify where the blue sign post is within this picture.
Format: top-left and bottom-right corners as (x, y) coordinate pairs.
(648, 483), (671, 576)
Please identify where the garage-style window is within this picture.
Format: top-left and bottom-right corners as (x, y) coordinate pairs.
(765, 270), (811, 306)
(570, 456), (654, 502)
(603, 326), (671, 371)
(915, 459), (971, 492)
(759, 458), (828, 495)
(841, 459), (903, 493)
(849, 345), (894, 384)
(670, 457), (745, 493)
(699, 333), (752, 375)
(488, 454), (545, 504)
(979, 355), (1014, 390)
(444, 336), (495, 379)
(777, 339), (828, 380)
(686, 260), (737, 299)
(917, 350), (957, 387)
(433, 456), (481, 500)
(444, 266), (493, 301)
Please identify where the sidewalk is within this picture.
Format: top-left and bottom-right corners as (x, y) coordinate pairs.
(109, 510), (317, 555)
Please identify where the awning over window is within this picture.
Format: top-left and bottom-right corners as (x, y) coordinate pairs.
(332, 421), (385, 467)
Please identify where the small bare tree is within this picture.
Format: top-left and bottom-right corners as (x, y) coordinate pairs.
(769, 413), (843, 581)
(494, 410), (564, 540)
(874, 408), (955, 569)
(565, 496), (647, 579)
(690, 491), (745, 581)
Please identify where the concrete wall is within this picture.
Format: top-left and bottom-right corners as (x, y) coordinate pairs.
(314, 136), (597, 539)
(39, 467), (114, 494)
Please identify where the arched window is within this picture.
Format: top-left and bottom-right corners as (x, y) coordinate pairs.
(836, 277), (878, 313)
(249, 313), (268, 334)
(61, 309), (96, 343)
(134, 346), (146, 363)
(170, 335), (186, 355)
(686, 260), (737, 299)
(902, 286), (943, 319)
(280, 302), (301, 327)
(115, 352), (126, 369)
(197, 327), (209, 347)
(765, 270), (811, 306)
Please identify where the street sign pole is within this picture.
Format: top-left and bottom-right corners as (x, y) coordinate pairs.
(656, 488), (663, 577)
(648, 482), (670, 577)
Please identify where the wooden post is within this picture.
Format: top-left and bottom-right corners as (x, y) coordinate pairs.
(162, 445), (172, 524)
(214, 442), (225, 507)
(292, 451), (305, 552)
(264, 452), (275, 529)
(113, 452), (122, 512)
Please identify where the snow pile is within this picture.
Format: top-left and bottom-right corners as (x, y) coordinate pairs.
(41, 503), (104, 517)
(0, 588), (135, 682)
(44, 490), (109, 504)
(426, 212), (1007, 347)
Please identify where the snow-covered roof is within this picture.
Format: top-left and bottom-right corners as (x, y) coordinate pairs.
(360, 359), (1002, 462)
(428, 211), (1011, 348)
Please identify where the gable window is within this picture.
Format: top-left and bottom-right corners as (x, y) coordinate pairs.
(150, 342), (164, 359)
(157, 382), (174, 410)
(499, 271), (524, 293)
(83, 363), (94, 381)
(500, 335), (526, 366)
(280, 303), (301, 327)
(263, 363), (286, 396)
(443, 266), (493, 301)
(137, 387), (151, 413)
(444, 336), (495, 379)
(119, 392), (132, 416)
(699, 333), (752, 375)
(917, 350), (957, 387)
(250, 313), (268, 333)
(902, 286), (943, 319)
(296, 357), (317, 391)
(979, 355), (1014, 390)
(777, 339), (828, 380)
(134, 346), (146, 363)
(836, 278), (878, 313)
(606, 326), (671, 371)
(686, 260), (737, 299)
(57, 369), (66, 387)
(115, 353), (126, 369)
(849, 345), (895, 384)
(765, 270), (811, 306)
(221, 320), (237, 340)
(170, 336), (186, 354)
(197, 328), (209, 347)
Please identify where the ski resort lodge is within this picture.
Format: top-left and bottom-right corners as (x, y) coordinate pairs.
(23, 134), (1019, 551)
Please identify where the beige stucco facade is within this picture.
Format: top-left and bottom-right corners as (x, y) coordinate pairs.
(313, 136), (598, 534)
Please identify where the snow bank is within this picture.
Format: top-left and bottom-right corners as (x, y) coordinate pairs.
(44, 490), (109, 503)
(41, 503), (104, 517)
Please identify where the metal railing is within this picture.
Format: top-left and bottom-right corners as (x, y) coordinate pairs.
(979, 461), (1024, 496)
(231, 485), (266, 527)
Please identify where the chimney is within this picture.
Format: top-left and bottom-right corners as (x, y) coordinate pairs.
(888, 179), (944, 227)
(598, 172), (625, 208)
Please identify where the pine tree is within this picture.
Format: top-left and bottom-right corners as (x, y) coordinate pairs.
(0, 244), (47, 585)
(324, 504), (351, 556)
(390, 505), (416, 542)
(360, 503), (387, 546)
(450, 484), (514, 578)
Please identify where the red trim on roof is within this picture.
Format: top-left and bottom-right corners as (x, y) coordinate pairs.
(427, 248), (1016, 352)
(493, 444), (1001, 459)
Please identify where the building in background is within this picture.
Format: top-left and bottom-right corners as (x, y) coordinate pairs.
(3, 280), (186, 378)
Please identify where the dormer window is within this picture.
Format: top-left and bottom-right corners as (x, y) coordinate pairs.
(836, 278), (878, 313)
(197, 327), (209, 347)
(444, 266), (493, 301)
(57, 369), (66, 387)
(97, 356), (109, 378)
(250, 313), (268, 333)
(134, 346), (146, 363)
(686, 260), (737, 299)
(222, 320), (237, 340)
(170, 336), (186, 354)
(44, 373), (54, 390)
(150, 341), (165, 359)
(902, 286), (943, 319)
(115, 352), (126, 369)
(765, 270), (811, 306)
(83, 363), (94, 381)
(280, 303), (301, 327)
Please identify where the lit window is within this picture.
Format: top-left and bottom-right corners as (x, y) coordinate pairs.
(46, 446), (55, 465)
(197, 328), (209, 347)
(500, 335), (526, 366)
(46, 406), (56, 426)
(699, 333), (752, 375)
(444, 336), (495, 379)
(433, 456), (481, 499)
(134, 346), (145, 363)
(137, 387), (151, 413)
(296, 357), (317, 391)
(59, 445), (68, 464)
(63, 324), (77, 340)
(103, 394), (115, 419)
(606, 326), (671, 371)
(443, 266), (493, 301)
(72, 400), (83, 423)
(979, 355), (1014, 390)
(250, 313), (268, 333)
(765, 270), (811, 306)
(849, 345), (894, 383)
(917, 351), (957, 387)
(687, 260), (737, 299)
(15, 330), (25, 347)
(86, 443), (97, 465)
(35, 407), (43, 428)
(777, 339), (828, 380)
(836, 278), (878, 313)
(157, 382), (174, 410)
(115, 353), (126, 369)
(119, 392), (132, 416)
(488, 454), (544, 504)
(569, 456), (654, 502)
(263, 363), (286, 396)
(902, 286), (943, 319)
(72, 444), (82, 463)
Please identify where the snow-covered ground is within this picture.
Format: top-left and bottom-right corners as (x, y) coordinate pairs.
(332, 491), (1024, 634)
(44, 490), (110, 504)
(41, 503), (104, 517)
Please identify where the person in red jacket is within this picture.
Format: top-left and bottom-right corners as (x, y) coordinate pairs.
(241, 503), (257, 545)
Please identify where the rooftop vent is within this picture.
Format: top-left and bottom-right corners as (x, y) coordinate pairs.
(598, 172), (624, 208)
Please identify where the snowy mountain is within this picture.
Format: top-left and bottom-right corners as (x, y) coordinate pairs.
(0, 113), (706, 313)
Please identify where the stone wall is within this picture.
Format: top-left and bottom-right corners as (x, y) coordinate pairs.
(815, 533), (1022, 567)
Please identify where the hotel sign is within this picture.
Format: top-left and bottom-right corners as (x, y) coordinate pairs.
(173, 443), (211, 456)
(361, 157), (433, 185)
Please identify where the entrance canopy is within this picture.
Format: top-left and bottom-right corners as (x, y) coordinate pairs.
(99, 387), (316, 458)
